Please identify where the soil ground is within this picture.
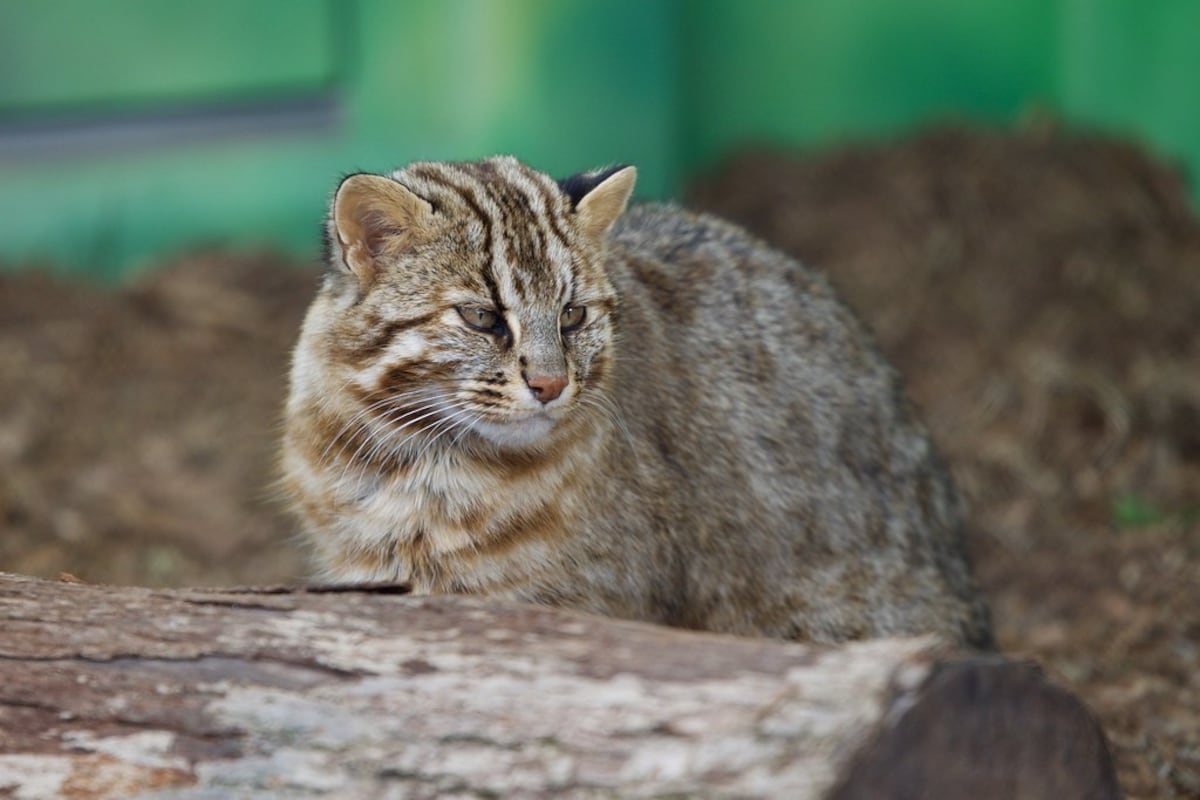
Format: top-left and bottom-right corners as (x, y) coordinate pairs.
(1, 125), (1197, 797)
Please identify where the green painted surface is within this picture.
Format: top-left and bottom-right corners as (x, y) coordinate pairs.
(681, 0), (1058, 168)
(0, 0), (339, 114)
(1058, 0), (1200, 177)
(0, 0), (1197, 278)
(0, 0), (682, 277)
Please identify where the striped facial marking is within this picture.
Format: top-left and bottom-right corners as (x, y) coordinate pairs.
(324, 157), (620, 459)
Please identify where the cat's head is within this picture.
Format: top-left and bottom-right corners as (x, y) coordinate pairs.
(304, 156), (635, 455)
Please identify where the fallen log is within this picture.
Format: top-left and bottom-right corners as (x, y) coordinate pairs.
(0, 572), (1117, 799)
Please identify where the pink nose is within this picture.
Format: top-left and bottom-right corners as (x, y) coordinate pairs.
(525, 374), (568, 404)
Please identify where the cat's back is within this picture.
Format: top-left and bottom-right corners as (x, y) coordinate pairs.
(600, 203), (989, 645)
(606, 203), (899, 442)
(284, 157), (990, 647)
(608, 203), (861, 367)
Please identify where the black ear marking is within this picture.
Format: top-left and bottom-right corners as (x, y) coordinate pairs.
(557, 164), (631, 210)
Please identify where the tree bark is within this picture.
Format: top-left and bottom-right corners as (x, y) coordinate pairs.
(0, 572), (1117, 799)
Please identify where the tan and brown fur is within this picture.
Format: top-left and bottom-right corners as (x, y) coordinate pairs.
(282, 156), (992, 646)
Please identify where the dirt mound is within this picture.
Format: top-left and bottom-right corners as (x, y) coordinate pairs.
(0, 253), (316, 586)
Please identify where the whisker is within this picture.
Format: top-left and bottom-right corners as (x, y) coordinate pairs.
(412, 404), (480, 464)
(343, 400), (475, 500)
(579, 393), (636, 455)
(318, 395), (398, 464)
(449, 408), (486, 450)
(371, 399), (471, 465)
(319, 387), (449, 466)
(316, 386), (443, 464)
(335, 397), (460, 490)
(348, 402), (456, 498)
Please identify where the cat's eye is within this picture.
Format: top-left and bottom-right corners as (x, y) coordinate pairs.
(560, 304), (587, 331)
(458, 306), (503, 332)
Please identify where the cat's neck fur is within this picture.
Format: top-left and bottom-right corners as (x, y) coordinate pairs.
(284, 306), (616, 590)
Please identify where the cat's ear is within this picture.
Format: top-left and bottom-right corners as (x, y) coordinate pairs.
(559, 165), (637, 240)
(329, 173), (434, 285)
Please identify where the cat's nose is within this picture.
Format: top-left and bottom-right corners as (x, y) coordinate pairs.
(525, 374), (568, 404)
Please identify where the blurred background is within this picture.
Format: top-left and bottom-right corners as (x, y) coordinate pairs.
(1, 2), (1198, 796)
(2, 0), (1199, 275)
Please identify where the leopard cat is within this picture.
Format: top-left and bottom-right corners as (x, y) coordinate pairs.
(280, 156), (992, 647)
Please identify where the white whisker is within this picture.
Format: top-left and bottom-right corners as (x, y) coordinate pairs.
(412, 404), (481, 464)
(316, 387), (444, 466)
(344, 401), (471, 499)
(335, 396), (459, 491)
(579, 393), (636, 455)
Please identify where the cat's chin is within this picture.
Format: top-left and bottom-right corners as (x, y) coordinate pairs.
(469, 414), (559, 449)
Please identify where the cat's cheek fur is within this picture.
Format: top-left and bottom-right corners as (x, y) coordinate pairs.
(351, 331), (430, 391)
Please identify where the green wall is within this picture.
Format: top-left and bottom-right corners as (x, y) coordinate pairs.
(0, 0), (1197, 278)
(680, 0), (1057, 166)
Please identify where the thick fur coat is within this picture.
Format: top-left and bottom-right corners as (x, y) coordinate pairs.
(281, 156), (992, 646)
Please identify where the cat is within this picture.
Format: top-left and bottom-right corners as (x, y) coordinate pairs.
(280, 156), (992, 647)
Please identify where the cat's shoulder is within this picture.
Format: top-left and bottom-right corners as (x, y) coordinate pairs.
(611, 202), (768, 255)
(607, 202), (827, 298)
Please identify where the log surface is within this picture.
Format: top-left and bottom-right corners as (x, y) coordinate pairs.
(0, 572), (1117, 799)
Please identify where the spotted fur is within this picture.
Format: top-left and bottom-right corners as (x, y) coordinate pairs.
(281, 155), (992, 646)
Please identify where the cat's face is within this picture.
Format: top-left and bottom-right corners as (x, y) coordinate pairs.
(307, 157), (635, 455)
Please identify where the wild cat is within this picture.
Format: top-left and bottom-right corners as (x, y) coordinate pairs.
(281, 156), (991, 646)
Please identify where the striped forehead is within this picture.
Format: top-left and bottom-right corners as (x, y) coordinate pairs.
(399, 159), (575, 305)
